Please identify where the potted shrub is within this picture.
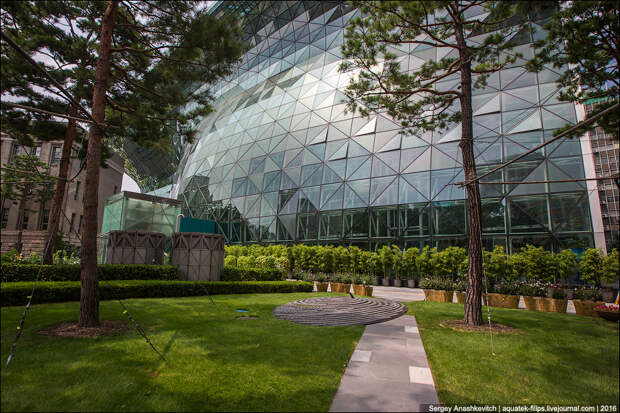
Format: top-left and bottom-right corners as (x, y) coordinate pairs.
(573, 287), (605, 317)
(420, 277), (454, 302)
(391, 245), (404, 287)
(315, 273), (329, 292)
(417, 245), (437, 282)
(378, 245), (393, 286)
(486, 281), (520, 309)
(454, 279), (466, 304)
(352, 274), (374, 296)
(546, 284), (568, 313)
(403, 247), (419, 288)
(594, 303), (619, 321)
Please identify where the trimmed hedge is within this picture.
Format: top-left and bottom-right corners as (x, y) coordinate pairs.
(0, 264), (283, 283)
(1, 280), (313, 306)
(221, 266), (284, 281)
(0, 264), (178, 282)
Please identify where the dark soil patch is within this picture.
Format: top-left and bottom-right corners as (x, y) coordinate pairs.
(38, 320), (127, 338)
(440, 319), (516, 334)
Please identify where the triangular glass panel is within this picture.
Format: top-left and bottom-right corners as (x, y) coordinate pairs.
(298, 186), (321, 212)
(343, 183), (367, 208)
(348, 139), (371, 157)
(320, 183), (344, 210)
(399, 147), (427, 172)
(329, 141), (348, 160)
(370, 176), (397, 205)
(398, 176), (427, 204)
(403, 171), (431, 199)
(347, 178), (370, 204)
(353, 117), (377, 136)
(348, 156), (372, 180)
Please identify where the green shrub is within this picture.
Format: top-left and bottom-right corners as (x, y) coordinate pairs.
(511, 245), (554, 282)
(224, 255), (238, 267)
(434, 246), (467, 281)
(236, 255), (257, 268)
(403, 247), (419, 280)
(0, 264), (178, 282)
(0, 280), (313, 306)
(550, 284), (567, 299)
(519, 281), (548, 297)
(256, 255), (277, 269)
(493, 281), (520, 296)
(483, 246), (512, 284)
(220, 266), (284, 281)
(419, 277), (454, 290)
(573, 286), (603, 301)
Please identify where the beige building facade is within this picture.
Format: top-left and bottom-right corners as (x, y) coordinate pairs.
(1, 132), (125, 255)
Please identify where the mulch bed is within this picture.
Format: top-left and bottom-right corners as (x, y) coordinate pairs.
(440, 319), (517, 334)
(38, 320), (128, 338)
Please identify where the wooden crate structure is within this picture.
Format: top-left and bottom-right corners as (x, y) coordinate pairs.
(170, 232), (225, 281)
(104, 230), (166, 265)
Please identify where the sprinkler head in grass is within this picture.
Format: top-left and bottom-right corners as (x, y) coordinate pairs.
(236, 309), (249, 313)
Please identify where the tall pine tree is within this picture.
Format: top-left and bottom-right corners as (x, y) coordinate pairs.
(340, 1), (529, 325)
(1, 0), (245, 327)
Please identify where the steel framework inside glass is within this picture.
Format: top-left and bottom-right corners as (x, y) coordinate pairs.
(167, 1), (595, 252)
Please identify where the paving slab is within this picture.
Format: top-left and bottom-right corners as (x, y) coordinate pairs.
(330, 315), (439, 412)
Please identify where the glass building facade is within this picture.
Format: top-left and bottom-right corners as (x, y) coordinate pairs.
(161, 1), (600, 252)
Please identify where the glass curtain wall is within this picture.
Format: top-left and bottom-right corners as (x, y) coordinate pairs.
(170, 1), (595, 252)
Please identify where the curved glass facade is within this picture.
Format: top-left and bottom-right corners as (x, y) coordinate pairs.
(169, 1), (596, 252)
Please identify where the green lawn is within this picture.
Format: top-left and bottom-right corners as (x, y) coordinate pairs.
(408, 301), (619, 405)
(1, 293), (363, 412)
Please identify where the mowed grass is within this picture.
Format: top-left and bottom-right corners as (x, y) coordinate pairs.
(407, 301), (619, 405)
(1, 293), (363, 412)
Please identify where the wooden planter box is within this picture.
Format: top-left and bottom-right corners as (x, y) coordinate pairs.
(315, 282), (329, 292)
(393, 279), (402, 287)
(523, 296), (538, 311)
(424, 289), (453, 302)
(546, 298), (568, 313)
(352, 284), (373, 296)
(407, 279), (416, 288)
(331, 283), (351, 293)
(484, 293), (519, 309)
(382, 278), (392, 286)
(573, 299), (606, 317)
(455, 291), (466, 304)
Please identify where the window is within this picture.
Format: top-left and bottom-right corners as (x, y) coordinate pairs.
(22, 212), (29, 229)
(74, 181), (81, 200)
(69, 213), (75, 233)
(11, 144), (23, 161)
(1, 208), (9, 229)
(40, 209), (50, 230)
(50, 145), (62, 164)
(33, 146), (41, 158)
(77, 215), (83, 234)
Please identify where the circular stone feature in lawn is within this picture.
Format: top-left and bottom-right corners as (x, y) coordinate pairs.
(273, 297), (408, 326)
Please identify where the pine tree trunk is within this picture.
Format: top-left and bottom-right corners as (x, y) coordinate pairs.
(15, 193), (26, 254)
(455, 18), (484, 326)
(43, 105), (77, 265)
(78, 0), (119, 328)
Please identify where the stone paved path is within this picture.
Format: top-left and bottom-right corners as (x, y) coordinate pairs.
(330, 315), (439, 412)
